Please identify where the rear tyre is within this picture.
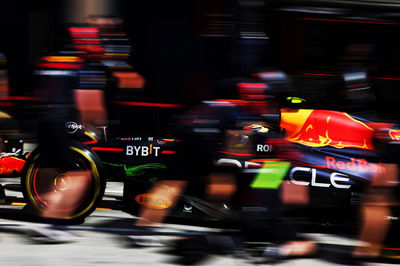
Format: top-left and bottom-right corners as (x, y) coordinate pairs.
(21, 141), (105, 224)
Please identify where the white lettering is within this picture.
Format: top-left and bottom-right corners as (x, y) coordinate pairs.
(134, 146), (141, 156)
(216, 158), (242, 168)
(244, 161), (261, 168)
(153, 146), (160, 157)
(141, 146), (149, 156)
(126, 145), (161, 157)
(289, 167), (310, 186)
(256, 144), (272, 152)
(0, 149), (22, 157)
(126, 145), (134, 155)
(331, 172), (351, 189)
(311, 168), (330, 188)
(289, 167), (351, 189)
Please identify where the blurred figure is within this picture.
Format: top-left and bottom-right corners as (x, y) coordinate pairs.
(23, 13), (147, 242)
(84, 15), (145, 94)
(33, 15), (145, 225)
(130, 72), (317, 262)
(352, 127), (400, 262)
(29, 18), (135, 241)
(33, 27), (107, 222)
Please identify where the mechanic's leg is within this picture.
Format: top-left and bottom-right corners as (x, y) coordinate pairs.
(276, 181), (316, 257)
(205, 172), (237, 203)
(40, 169), (91, 219)
(353, 163), (398, 258)
(354, 204), (391, 258)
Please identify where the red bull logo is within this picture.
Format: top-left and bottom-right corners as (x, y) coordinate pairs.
(281, 109), (374, 149)
(326, 156), (385, 173)
(389, 130), (400, 140)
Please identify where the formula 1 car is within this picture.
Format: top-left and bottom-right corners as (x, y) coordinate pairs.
(1, 104), (399, 225)
(9, 104), (400, 227)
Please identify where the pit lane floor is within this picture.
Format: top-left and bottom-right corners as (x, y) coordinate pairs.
(0, 179), (398, 266)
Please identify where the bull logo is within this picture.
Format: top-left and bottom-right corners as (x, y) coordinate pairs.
(389, 130), (400, 141)
(281, 109), (374, 149)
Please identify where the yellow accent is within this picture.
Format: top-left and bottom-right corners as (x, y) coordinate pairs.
(389, 130), (400, 140)
(280, 109), (314, 139)
(25, 147), (101, 220)
(0, 111), (11, 118)
(11, 202), (27, 206)
(161, 139), (176, 142)
(43, 56), (82, 62)
(287, 97), (306, 104)
(84, 131), (96, 141)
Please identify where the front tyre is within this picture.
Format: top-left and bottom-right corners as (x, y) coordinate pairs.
(21, 142), (105, 224)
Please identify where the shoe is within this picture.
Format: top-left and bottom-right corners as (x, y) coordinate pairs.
(125, 235), (165, 247)
(28, 225), (80, 244)
(254, 241), (318, 264)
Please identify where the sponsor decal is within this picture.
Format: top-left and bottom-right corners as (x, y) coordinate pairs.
(281, 109), (374, 149)
(250, 161), (291, 189)
(389, 130), (400, 140)
(216, 158), (261, 168)
(0, 156), (25, 175)
(256, 144), (273, 152)
(183, 205), (193, 213)
(0, 148), (21, 157)
(325, 156), (385, 173)
(65, 121), (83, 134)
(126, 145), (161, 157)
(289, 167), (351, 189)
(134, 193), (173, 209)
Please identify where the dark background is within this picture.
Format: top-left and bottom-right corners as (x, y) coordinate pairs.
(2, 0), (400, 121)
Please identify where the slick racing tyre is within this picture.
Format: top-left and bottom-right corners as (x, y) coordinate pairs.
(21, 141), (105, 224)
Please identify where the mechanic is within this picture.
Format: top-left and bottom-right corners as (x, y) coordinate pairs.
(351, 127), (400, 262)
(130, 73), (317, 261)
(33, 22), (108, 219)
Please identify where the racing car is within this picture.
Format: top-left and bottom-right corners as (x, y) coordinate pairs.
(1, 90), (400, 227)
(0, 101), (395, 226)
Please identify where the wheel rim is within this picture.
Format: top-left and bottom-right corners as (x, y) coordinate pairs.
(31, 160), (93, 213)
(25, 147), (101, 219)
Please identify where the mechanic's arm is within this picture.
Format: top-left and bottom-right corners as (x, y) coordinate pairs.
(74, 89), (107, 127)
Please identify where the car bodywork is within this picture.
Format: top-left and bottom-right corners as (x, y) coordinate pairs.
(0, 108), (398, 224)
